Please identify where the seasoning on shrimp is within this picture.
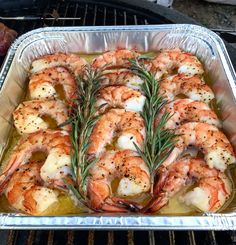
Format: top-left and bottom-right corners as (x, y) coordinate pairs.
(101, 70), (144, 90)
(29, 66), (77, 102)
(163, 122), (236, 171)
(96, 85), (146, 113)
(88, 109), (145, 157)
(160, 74), (214, 103)
(13, 100), (70, 134)
(5, 162), (59, 215)
(150, 48), (204, 79)
(0, 130), (72, 192)
(87, 150), (150, 212)
(92, 49), (140, 69)
(30, 53), (87, 76)
(144, 157), (231, 213)
(155, 98), (221, 129)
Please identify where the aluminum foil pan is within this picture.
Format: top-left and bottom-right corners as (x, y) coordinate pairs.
(0, 24), (236, 230)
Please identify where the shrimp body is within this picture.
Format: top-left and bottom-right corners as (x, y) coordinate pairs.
(156, 99), (221, 129)
(29, 66), (77, 102)
(88, 109), (145, 157)
(163, 122), (235, 171)
(5, 162), (59, 215)
(30, 53), (87, 76)
(87, 150), (150, 212)
(96, 85), (146, 113)
(92, 49), (140, 69)
(0, 130), (71, 192)
(101, 70), (144, 90)
(150, 48), (204, 79)
(144, 157), (231, 213)
(160, 74), (214, 103)
(13, 100), (69, 134)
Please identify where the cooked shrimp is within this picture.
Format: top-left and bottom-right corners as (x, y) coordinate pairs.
(96, 85), (146, 113)
(160, 74), (214, 103)
(88, 109), (145, 157)
(150, 48), (204, 79)
(13, 100), (70, 134)
(163, 122), (235, 171)
(156, 99), (221, 129)
(0, 130), (71, 192)
(101, 70), (144, 90)
(30, 53), (87, 76)
(5, 162), (59, 215)
(92, 49), (140, 69)
(87, 150), (150, 212)
(29, 66), (77, 102)
(144, 157), (231, 213)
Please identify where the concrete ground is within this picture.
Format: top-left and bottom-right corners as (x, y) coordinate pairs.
(173, 0), (236, 30)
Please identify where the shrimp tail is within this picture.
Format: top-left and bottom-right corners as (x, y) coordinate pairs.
(111, 197), (141, 212)
(141, 193), (167, 213)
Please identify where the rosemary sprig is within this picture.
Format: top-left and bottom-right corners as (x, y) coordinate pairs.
(129, 59), (178, 195)
(61, 64), (106, 202)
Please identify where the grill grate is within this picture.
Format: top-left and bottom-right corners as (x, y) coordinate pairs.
(0, 0), (236, 244)
(3, 230), (236, 245)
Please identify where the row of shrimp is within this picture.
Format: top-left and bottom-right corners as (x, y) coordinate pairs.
(0, 48), (235, 215)
(86, 48), (235, 213)
(0, 53), (88, 215)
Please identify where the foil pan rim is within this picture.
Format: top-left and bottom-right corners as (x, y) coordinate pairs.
(0, 24), (236, 230)
(0, 214), (236, 230)
(1, 24), (236, 88)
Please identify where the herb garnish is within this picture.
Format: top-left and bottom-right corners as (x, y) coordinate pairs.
(130, 59), (178, 195)
(62, 64), (106, 203)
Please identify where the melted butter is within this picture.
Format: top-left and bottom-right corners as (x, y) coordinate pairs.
(79, 53), (99, 63)
(0, 195), (14, 213)
(0, 129), (21, 172)
(159, 187), (197, 215)
(54, 84), (66, 101)
(105, 136), (118, 151)
(41, 114), (58, 129)
(29, 151), (47, 162)
(40, 194), (83, 216)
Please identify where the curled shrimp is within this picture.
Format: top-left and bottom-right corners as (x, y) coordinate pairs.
(156, 98), (221, 129)
(96, 85), (146, 113)
(13, 100), (70, 134)
(29, 66), (77, 102)
(5, 161), (59, 215)
(150, 48), (204, 79)
(92, 49), (140, 69)
(87, 150), (150, 212)
(144, 157), (231, 213)
(30, 53), (87, 76)
(160, 74), (214, 103)
(163, 122), (235, 171)
(0, 130), (71, 192)
(101, 70), (144, 90)
(88, 109), (145, 157)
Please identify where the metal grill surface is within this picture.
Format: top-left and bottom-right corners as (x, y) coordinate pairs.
(0, 0), (236, 244)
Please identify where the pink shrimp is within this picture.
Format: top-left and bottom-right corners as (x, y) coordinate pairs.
(30, 53), (87, 76)
(155, 98), (221, 129)
(163, 122), (235, 171)
(144, 157), (231, 213)
(87, 150), (150, 212)
(150, 48), (204, 79)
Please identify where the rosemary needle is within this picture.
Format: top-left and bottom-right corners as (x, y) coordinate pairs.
(129, 59), (178, 195)
(61, 64), (107, 203)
